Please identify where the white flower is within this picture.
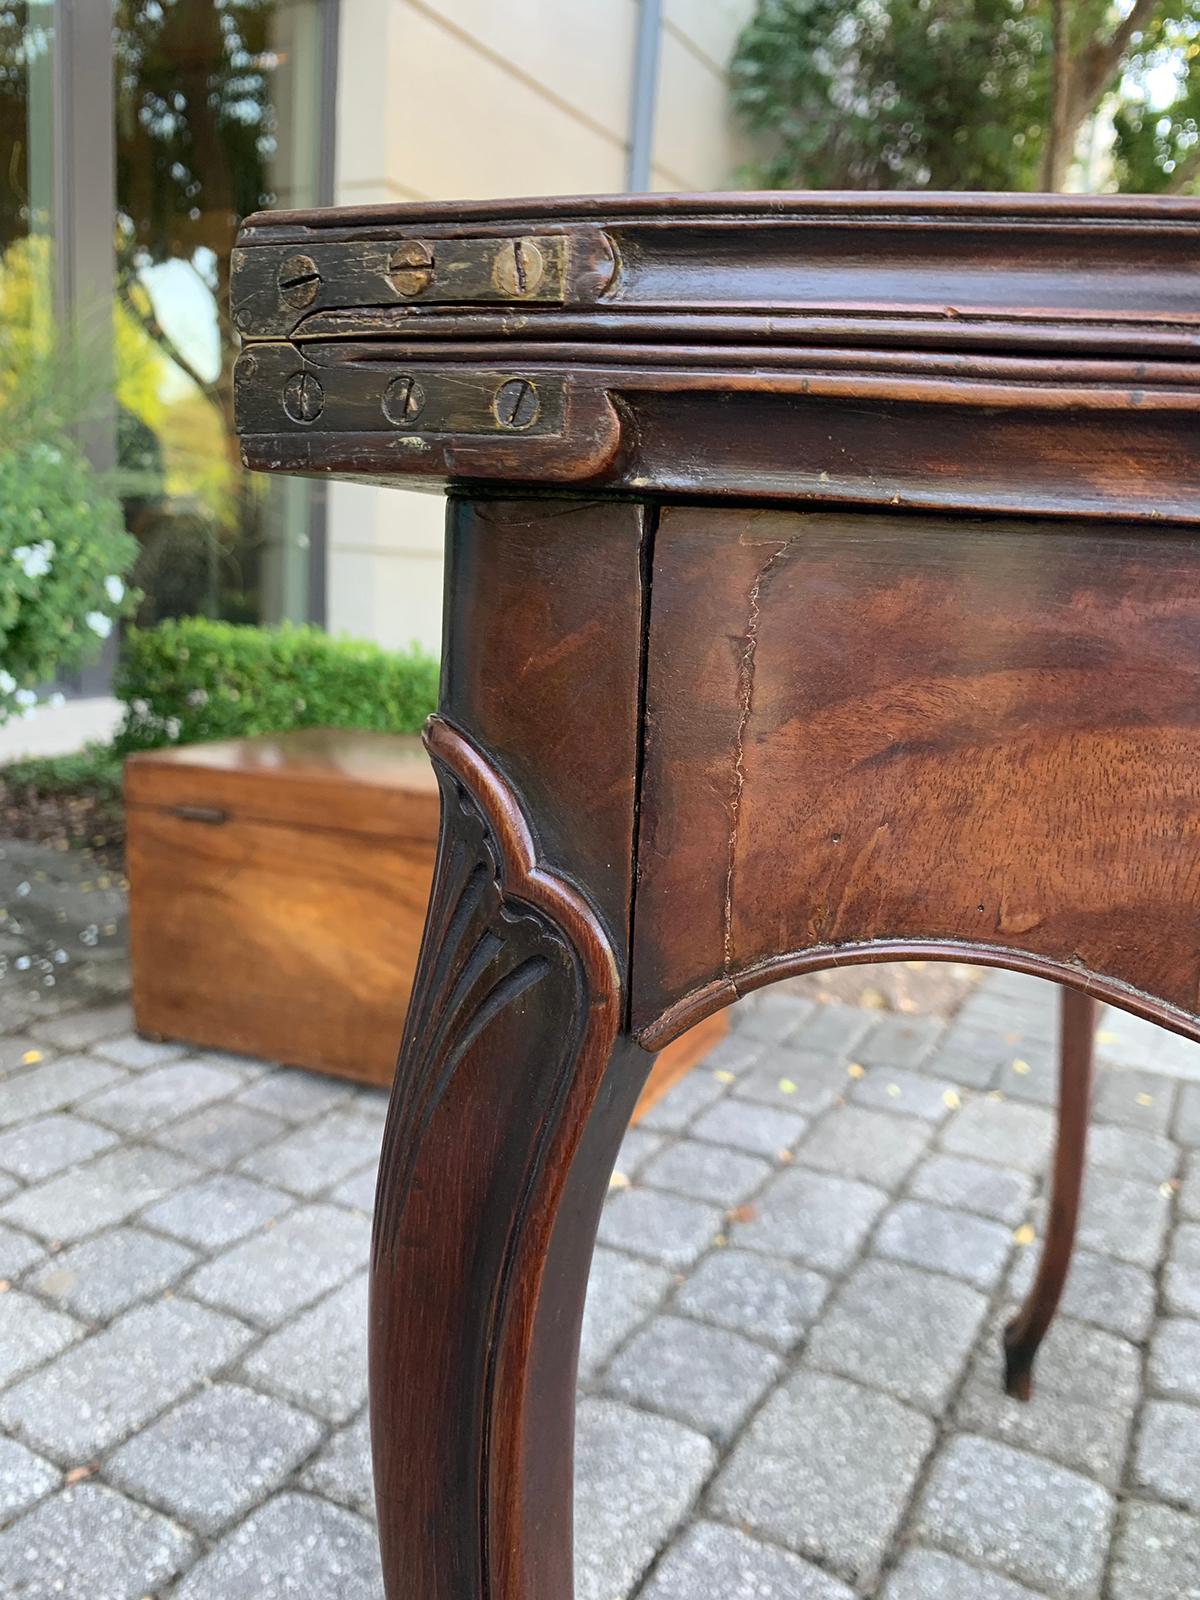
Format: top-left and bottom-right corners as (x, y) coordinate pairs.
(14, 689), (37, 707)
(85, 611), (113, 639)
(165, 716), (181, 739)
(186, 688), (208, 707)
(104, 575), (125, 605)
(0, 670), (15, 695)
(131, 697), (149, 716)
(12, 540), (54, 580)
(48, 692), (65, 707)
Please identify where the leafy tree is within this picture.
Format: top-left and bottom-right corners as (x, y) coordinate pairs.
(733, 0), (1200, 192)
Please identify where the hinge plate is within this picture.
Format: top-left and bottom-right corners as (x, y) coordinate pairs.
(231, 231), (616, 340)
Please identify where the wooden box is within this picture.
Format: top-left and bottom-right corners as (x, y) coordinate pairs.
(126, 729), (441, 1087)
(126, 727), (725, 1099)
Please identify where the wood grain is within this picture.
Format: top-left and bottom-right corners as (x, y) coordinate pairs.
(126, 735), (439, 1087)
(634, 505), (1200, 1046)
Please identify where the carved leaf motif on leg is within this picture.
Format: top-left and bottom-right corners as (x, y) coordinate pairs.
(369, 715), (629, 1600)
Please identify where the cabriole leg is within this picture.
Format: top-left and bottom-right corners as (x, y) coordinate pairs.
(369, 717), (650, 1600)
(1003, 984), (1096, 1400)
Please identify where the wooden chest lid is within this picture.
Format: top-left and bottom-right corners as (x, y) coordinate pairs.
(124, 728), (440, 842)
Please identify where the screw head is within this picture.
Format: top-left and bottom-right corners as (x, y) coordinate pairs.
(382, 375), (426, 427)
(493, 378), (540, 430)
(492, 238), (545, 298)
(389, 241), (434, 297)
(282, 372), (324, 424)
(278, 253), (322, 309)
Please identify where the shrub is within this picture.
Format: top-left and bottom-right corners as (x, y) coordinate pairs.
(0, 437), (138, 726)
(114, 617), (440, 751)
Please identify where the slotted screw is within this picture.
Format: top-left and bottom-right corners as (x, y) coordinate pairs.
(390, 241), (434, 296)
(282, 372), (324, 424)
(493, 378), (540, 430)
(492, 238), (546, 297)
(383, 375), (426, 427)
(278, 253), (322, 309)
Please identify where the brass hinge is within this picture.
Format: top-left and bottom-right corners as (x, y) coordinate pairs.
(235, 347), (567, 440)
(231, 230), (617, 340)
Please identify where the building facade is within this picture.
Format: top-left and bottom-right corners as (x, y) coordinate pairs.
(0, 0), (752, 752)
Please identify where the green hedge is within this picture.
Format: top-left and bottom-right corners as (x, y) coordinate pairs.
(114, 618), (439, 752)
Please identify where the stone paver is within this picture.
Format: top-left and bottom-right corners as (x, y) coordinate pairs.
(0, 1054), (126, 1128)
(914, 1434), (1114, 1597)
(674, 1247), (829, 1351)
(736, 1052), (849, 1117)
(107, 1383), (322, 1533)
(883, 1549), (1046, 1599)
(238, 1105), (383, 1197)
(0, 1435), (59, 1524)
(1108, 1499), (1200, 1600)
(141, 1171), (293, 1250)
(80, 1057), (243, 1132)
(734, 1166), (888, 1273)
(690, 1094), (808, 1156)
(641, 1138), (771, 1206)
(153, 1100), (287, 1167)
(874, 1198), (1011, 1290)
(939, 1098), (1054, 1174)
(0, 1481), (195, 1598)
(174, 1492), (382, 1600)
(0, 1297), (253, 1458)
(908, 1153), (1033, 1226)
(642, 1520), (855, 1600)
(0, 1112), (117, 1181)
(1149, 1317), (1200, 1402)
(0, 1144), (202, 1242)
(805, 1259), (986, 1413)
(28, 1225), (196, 1320)
(302, 1412), (374, 1517)
(797, 1105), (932, 1188)
(579, 1247), (671, 1381)
(3, 958), (1200, 1597)
(596, 1186), (722, 1269)
(1008, 1244), (1156, 1343)
(603, 1313), (781, 1442)
(1131, 1400), (1200, 1512)
(574, 1397), (714, 1600)
(184, 1202), (369, 1326)
(0, 1289), (82, 1384)
(241, 1274), (369, 1422)
(711, 1370), (934, 1587)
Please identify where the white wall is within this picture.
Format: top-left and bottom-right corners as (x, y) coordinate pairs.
(327, 0), (754, 653)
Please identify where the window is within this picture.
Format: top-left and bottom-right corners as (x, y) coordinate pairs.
(115, 0), (335, 626)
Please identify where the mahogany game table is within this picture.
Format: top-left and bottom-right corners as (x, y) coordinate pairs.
(231, 192), (1200, 1600)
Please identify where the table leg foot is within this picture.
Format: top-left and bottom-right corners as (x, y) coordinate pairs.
(1001, 984), (1096, 1401)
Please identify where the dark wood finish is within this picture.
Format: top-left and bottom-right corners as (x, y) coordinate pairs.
(229, 192), (1200, 1600)
(1006, 987), (1097, 1400)
(233, 192), (1200, 521)
(633, 506), (1200, 1047)
(126, 729), (439, 1086)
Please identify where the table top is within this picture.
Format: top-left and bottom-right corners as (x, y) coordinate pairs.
(231, 191), (1200, 522)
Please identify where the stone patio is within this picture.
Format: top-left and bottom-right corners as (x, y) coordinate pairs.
(2, 847), (1200, 1596)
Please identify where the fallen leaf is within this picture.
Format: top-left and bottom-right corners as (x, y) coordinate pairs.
(1013, 1224), (1037, 1246)
(847, 1062), (866, 1080)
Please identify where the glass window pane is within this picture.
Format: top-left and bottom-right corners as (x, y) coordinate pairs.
(1, 3), (56, 418)
(113, 0), (327, 626)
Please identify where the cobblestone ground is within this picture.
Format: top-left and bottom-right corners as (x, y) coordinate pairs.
(1, 938), (1200, 1596)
